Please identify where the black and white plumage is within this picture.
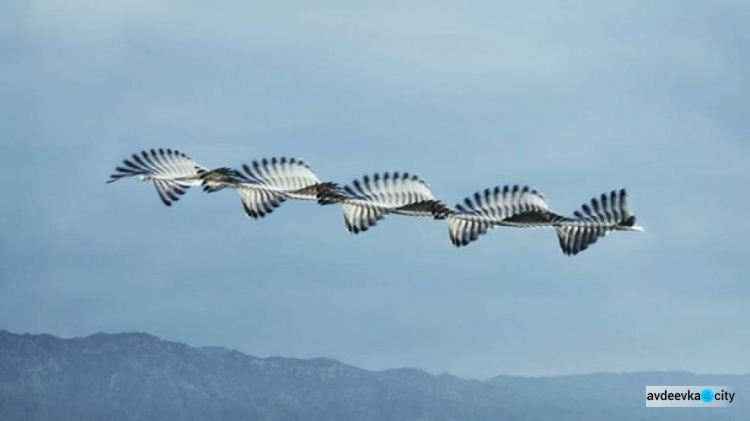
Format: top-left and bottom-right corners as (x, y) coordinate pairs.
(109, 149), (643, 256)
(444, 185), (557, 246)
(198, 157), (338, 219)
(317, 172), (451, 234)
(107, 148), (207, 206)
(445, 185), (642, 255)
(553, 189), (643, 255)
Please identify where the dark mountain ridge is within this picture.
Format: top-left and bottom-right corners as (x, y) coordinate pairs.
(0, 330), (746, 420)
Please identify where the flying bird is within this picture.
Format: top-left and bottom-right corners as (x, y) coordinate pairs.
(442, 184), (556, 246)
(198, 157), (339, 219)
(107, 148), (207, 206)
(317, 172), (451, 233)
(553, 189), (643, 255)
(108, 149), (643, 256)
(444, 186), (643, 255)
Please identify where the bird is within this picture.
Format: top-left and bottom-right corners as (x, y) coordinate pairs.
(107, 148), (207, 206)
(441, 184), (556, 247)
(444, 185), (643, 255)
(108, 149), (643, 256)
(197, 157), (340, 219)
(317, 171), (451, 234)
(552, 189), (643, 255)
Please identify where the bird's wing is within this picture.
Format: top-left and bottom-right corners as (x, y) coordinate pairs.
(555, 226), (609, 256)
(235, 157), (322, 198)
(445, 185), (552, 246)
(555, 189), (640, 255)
(342, 172), (437, 208)
(446, 215), (494, 247)
(237, 189), (288, 219)
(454, 185), (551, 220)
(334, 172), (441, 233)
(569, 189), (635, 227)
(341, 203), (390, 233)
(108, 148), (205, 183)
(151, 179), (192, 207)
(108, 148), (206, 206)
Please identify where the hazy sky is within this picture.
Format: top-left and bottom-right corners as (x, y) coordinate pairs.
(1, 0), (749, 379)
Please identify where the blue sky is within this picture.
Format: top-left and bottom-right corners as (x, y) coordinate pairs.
(1, 0), (749, 379)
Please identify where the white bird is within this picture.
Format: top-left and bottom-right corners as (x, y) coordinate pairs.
(444, 186), (643, 255)
(198, 157), (339, 219)
(317, 172), (450, 233)
(107, 148), (207, 206)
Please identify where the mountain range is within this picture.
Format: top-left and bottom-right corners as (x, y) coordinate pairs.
(0, 330), (746, 420)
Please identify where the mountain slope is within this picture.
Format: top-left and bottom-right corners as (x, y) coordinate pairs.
(0, 330), (746, 421)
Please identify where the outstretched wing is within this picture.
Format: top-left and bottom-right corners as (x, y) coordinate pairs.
(446, 185), (554, 246)
(341, 203), (390, 233)
(199, 158), (329, 220)
(556, 189), (640, 255)
(454, 185), (551, 222)
(342, 172), (437, 208)
(555, 226), (609, 256)
(238, 189), (288, 219)
(107, 148), (205, 206)
(334, 172), (446, 233)
(446, 215), (493, 247)
(108, 148), (205, 183)
(150, 179), (191, 207)
(570, 189), (635, 227)
(235, 157), (323, 199)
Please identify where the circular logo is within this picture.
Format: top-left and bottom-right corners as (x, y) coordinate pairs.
(701, 389), (714, 403)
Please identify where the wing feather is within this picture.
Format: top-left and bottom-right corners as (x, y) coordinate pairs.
(554, 189), (640, 255)
(238, 189), (287, 219)
(108, 148), (205, 206)
(331, 172), (445, 234)
(444, 184), (555, 247)
(236, 157), (323, 198)
(108, 148), (204, 183)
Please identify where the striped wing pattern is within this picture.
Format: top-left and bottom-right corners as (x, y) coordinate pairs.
(235, 157), (323, 199)
(555, 189), (639, 255)
(109, 149), (643, 255)
(238, 189), (288, 219)
(107, 148), (205, 206)
(330, 172), (449, 233)
(446, 216), (493, 247)
(446, 185), (555, 247)
(198, 158), (333, 220)
(341, 203), (390, 234)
